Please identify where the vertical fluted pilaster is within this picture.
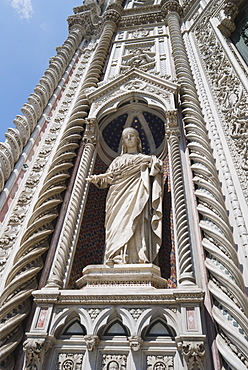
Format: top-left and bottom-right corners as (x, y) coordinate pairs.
(166, 110), (195, 286)
(162, 1), (248, 368)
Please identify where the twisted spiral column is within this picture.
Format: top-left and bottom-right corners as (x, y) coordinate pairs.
(0, 3), (123, 368)
(46, 119), (97, 289)
(0, 25), (84, 193)
(166, 110), (195, 286)
(162, 1), (248, 368)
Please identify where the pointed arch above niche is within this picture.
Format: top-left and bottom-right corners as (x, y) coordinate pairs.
(86, 69), (177, 164)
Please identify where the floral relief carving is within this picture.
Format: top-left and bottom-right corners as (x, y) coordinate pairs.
(23, 338), (53, 370)
(57, 353), (84, 370)
(194, 18), (248, 199)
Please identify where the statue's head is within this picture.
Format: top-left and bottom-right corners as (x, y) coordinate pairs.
(108, 361), (119, 370)
(121, 127), (142, 154)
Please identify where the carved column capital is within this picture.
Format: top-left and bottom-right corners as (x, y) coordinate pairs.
(104, 2), (123, 24)
(128, 335), (143, 351)
(83, 118), (98, 146)
(218, 1), (239, 37)
(165, 110), (180, 139)
(177, 341), (205, 369)
(161, 0), (182, 19)
(84, 335), (100, 351)
(23, 338), (53, 369)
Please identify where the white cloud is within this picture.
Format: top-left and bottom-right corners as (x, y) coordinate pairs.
(40, 23), (49, 33)
(10, 0), (33, 20)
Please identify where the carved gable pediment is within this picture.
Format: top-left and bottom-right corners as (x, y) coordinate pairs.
(86, 68), (178, 119)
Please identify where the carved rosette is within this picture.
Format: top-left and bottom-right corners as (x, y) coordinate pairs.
(177, 341), (205, 370)
(57, 353), (83, 370)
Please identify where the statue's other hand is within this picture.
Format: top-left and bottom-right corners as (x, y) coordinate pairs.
(141, 158), (151, 171)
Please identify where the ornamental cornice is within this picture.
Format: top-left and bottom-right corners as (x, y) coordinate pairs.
(32, 289), (205, 305)
(119, 12), (163, 28)
(122, 4), (161, 16)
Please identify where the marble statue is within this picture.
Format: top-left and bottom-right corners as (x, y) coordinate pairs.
(87, 127), (163, 264)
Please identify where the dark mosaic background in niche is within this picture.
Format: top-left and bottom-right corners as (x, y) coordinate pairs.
(69, 155), (177, 288)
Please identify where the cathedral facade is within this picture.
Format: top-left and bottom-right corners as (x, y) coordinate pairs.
(0, 0), (247, 369)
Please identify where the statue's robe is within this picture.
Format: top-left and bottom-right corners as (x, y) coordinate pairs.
(94, 153), (163, 264)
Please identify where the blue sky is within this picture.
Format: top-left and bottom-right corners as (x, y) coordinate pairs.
(0, 0), (80, 143)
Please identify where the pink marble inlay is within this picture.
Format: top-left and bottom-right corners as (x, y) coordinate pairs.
(186, 307), (196, 330)
(36, 307), (48, 329)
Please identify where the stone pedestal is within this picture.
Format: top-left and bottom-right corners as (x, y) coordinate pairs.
(76, 263), (167, 289)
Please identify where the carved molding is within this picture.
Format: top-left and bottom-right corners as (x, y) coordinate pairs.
(195, 15), (248, 202)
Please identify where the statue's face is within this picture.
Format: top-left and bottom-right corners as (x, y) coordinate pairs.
(122, 130), (138, 151)
(108, 361), (119, 370)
